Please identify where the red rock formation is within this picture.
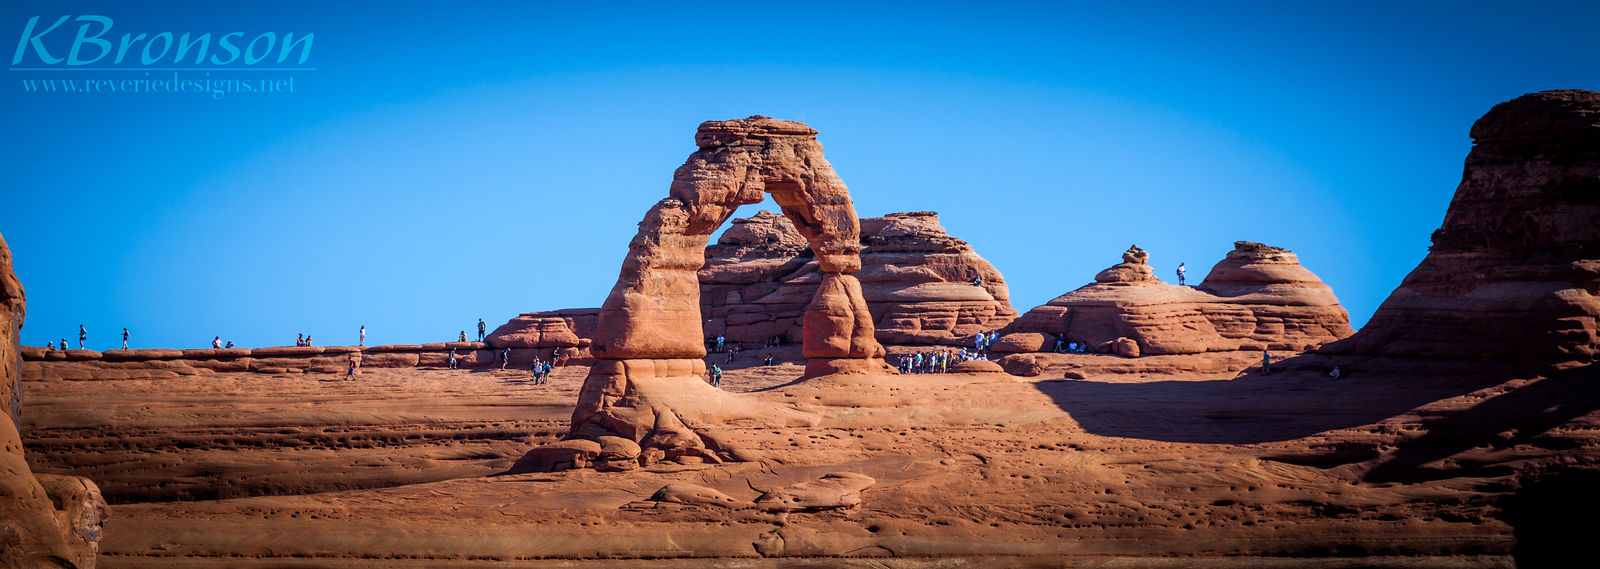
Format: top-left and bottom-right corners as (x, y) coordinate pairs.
(697, 210), (1016, 347)
(522, 116), (890, 471)
(485, 309), (598, 350)
(494, 211), (1014, 354)
(998, 242), (1352, 357)
(1323, 89), (1600, 368)
(1, 233), (107, 568)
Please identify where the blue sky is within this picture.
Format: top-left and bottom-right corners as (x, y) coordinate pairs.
(2, 1), (1596, 349)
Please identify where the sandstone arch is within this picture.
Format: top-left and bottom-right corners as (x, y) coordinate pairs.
(515, 117), (892, 471)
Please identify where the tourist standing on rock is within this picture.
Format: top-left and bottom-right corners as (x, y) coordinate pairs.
(448, 348), (458, 370)
(122, 327), (130, 349)
(500, 348), (510, 370)
(359, 325), (366, 346)
(296, 333), (304, 347)
(709, 364), (723, 387)
(59, 338), (66, 351)
(305, 335), (313, 346)
(1177, 262), (1187, 286)
(764, 354), (774, 366)
(542, 361), (553, 382)
(477, 319), (486, 342)
(78, 325), (86, 349)
(212, 336), (222, 349)
(715, 335), (725, 352)
(347, 356), (358, 380)
(1262, 350), (1272, 375)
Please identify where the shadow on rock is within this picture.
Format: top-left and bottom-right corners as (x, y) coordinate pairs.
(1033, 353), (1533, 445)
(1499, 467), (1600, 569)
(1361, 365), (1599, 484)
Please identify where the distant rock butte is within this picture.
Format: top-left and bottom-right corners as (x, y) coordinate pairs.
(490, 210), (1017, 350)
(997, 242), (1353, 357)
(1323, 89), (1600, 368)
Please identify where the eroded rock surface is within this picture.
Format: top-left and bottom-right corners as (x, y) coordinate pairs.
(1, 233), (106, 568)
(999, 241), (1352, 358)
(1324, 89), (1600, 369)
(753, 472), (875, 512)
(701, 211), (1016, 348)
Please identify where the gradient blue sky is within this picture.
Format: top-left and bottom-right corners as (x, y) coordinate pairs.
(3, 1), (1596, 349)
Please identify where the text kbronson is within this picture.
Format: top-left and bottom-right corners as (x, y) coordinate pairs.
(12, 15), (313, 67)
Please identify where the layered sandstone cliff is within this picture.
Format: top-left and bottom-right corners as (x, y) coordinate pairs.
(997, 242), (1352, 356)
(1323, 89), (1600, 368)
(699, 210), (1015, 347)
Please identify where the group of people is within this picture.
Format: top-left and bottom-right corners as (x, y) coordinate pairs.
(529, 356), (554, 384)
(1053, 337), (1089, 353)
(43, 326), (235, 351)
(720, 344), (743, 364)
(707, 364), (723, 387)
(898, 347), (986, 375)
(973, 331), (1000, 351)
(44, 325), (91, 351)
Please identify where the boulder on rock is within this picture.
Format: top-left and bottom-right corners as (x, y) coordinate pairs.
(648, 483), (747, 509)
(997, 354), (1044, 376)
(951, 359), (1006, 374)
(752, 472), (875, 512)
(510, 439), (601, 472)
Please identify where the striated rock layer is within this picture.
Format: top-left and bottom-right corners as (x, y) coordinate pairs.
(998, 242), (1353, 357)
(699, 210), (1016, 347)
(1, 233), (107, 568)
(518, 116), (892, 471)
(1324, 89), (1600, 368)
